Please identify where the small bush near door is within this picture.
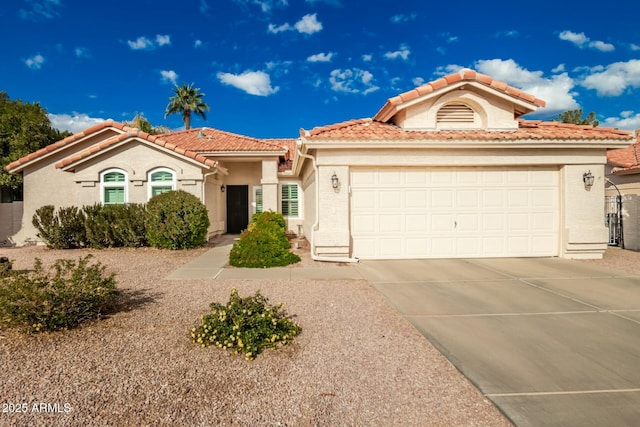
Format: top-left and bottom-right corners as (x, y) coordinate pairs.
(229, 212), (300, 268)
(144, 190), (210, 250)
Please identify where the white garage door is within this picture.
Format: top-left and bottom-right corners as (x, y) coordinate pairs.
(350, 167), (559, 259)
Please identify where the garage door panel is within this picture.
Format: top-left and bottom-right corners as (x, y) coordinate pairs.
(379, 214), (402, 233)
(405, 190), (428, 208)
(351, 167), (558, 259)
(406, 215), (428, 233)
(379, 191), (401, 209)
(432, 190), (454, 208)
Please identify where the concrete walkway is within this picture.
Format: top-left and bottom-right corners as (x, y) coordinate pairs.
(165, 235), (363, 281)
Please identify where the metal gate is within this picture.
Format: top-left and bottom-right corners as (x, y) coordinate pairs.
(605, 195), (622, 246)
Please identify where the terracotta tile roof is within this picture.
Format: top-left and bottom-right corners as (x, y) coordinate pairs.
(55, 128), (219, 170)
(4, 120), (127, 172)
(374, 69), (547, 122)
(159, 128), (291, 153)
(607, 133), (640, 173)
(302, 118), (634, 141)
(5, 121), (294, 173)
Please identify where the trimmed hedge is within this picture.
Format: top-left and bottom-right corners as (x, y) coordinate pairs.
(32, 205), (87, 249)
(84, 203), (147, 248)
(144, 190), (210, 249)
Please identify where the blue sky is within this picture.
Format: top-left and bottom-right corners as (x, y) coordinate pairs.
(2, 0), (639, 138)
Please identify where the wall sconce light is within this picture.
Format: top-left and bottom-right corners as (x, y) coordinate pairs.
(583, 170), (594, 190)
(331, 172), (339, 189)
(220, 184), (225, 193)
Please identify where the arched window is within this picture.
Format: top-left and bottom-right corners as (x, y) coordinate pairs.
(101, 169), (127, 205)
(148, 168), (176, 199)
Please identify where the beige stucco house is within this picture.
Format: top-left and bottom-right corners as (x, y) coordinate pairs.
(5, 70), (635, 259)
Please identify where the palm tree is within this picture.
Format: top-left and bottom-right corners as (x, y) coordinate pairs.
(164, 83), (210, 130)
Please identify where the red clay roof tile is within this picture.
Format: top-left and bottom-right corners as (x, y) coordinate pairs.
(303, 118), (634, 142)
(5, 120), (295, 173)
(373, 69), (547, 123)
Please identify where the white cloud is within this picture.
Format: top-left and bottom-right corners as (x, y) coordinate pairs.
(127, 36), (153, 50)
(474, 58), (579, 115)
(294, 13), (322, 34)
(439, 32), (458, 43)
(305, 0), (341, 5)
(434, 64), (464, 76)
(603, 111), (640, 130)
(268, 22), (291, 34)
(329, 68), (379, 95)
(75, 47), (90, 58)
(160, 70), (178, 85)
(25, 54), (45, 70)
(361, 54), (372, 62)
(631, 43), (640, 51)
(390, 13), (416, 24)
(48, 112), (106, 134)
(494, 30), (519, 38)
(268, 13), (322, 35)
(127, 35), (171, 50)
(580, 59), (640, 96)
(19, 0), (61, 21)
(194, 39), (204, 48)
(307, 52), (334, 62)
(384, 45), (411, 61)
(234, 0), (289, 13)
(559, 30), (615, 52)
(217, 70), (279, 96)
(552, 64), (566, 73)
(412, 77), (425, 86)
(155, 34), (171, 46)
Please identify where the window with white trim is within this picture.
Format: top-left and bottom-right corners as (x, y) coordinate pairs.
(148, 168), (176, 199)
(253, 186), (263, 214)
(281, 183), (299, 217)
(101, 169), (127, 205)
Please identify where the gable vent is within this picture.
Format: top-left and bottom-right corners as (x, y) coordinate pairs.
(437, 103), (475, 124)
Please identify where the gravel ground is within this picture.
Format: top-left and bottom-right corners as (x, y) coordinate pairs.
(0, 244), (513, 427)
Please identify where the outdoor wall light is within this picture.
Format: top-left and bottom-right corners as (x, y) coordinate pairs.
(220, 184), (225, 193)
(583, 170), (595, 190)
(331, 172), (339, 189)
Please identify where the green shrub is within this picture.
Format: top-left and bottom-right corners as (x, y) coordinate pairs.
(250, 211), (287, 230)
(84, 203), (147, 248)
(229, 211), (299, 268)
(32, 205), (87, 249)
(144, 190), (210, 250)
(0, 257), (12, 277)
(229, 227), (300, 268)
(0, 255), (118, 333)
(190, 288), (301, 360)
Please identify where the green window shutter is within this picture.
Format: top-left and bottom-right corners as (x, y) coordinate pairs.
(151, 171), (173, 182)
(104, 187), (125, 204)
(151, 186), (172, 197)
(104, 172), (125, 182)
(281, 184), (299, 217)
(255, 187), (263, 213)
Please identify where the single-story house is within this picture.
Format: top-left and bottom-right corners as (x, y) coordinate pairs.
(5, 69), (635, 259)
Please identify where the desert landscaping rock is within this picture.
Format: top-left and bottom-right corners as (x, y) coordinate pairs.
(1, 245), (510, 426)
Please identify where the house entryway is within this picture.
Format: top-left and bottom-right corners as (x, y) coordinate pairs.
(226, 185), (249, 234)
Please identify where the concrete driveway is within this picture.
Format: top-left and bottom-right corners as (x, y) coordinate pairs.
(355, 257), (640, 427)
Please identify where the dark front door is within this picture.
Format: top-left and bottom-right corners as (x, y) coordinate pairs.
(226, 185), (249, 234)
